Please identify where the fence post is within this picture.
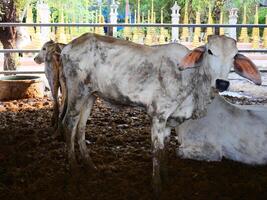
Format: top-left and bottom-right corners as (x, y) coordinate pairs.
(263, 15), (267, 48)
(110, 0), (119, 37)
(239, 5), (249, 42)
(228, 8), (238, 40)
(252, 5), (260, 49)
(193, 11), (201, 47)
(171, 1), (181, 42)
(181, 1), (189, 42)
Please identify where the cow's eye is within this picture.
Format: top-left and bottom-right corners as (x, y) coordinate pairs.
(208, 49), (213, 55)
(42, 48), (46, 51)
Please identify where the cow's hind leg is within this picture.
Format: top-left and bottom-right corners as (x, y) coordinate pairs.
(62, 93), (86, 169)
(76, 95), (97, 171)
(151, 116), (170, 196)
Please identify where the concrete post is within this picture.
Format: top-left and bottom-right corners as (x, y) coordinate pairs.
(110, 0), (119, 37)
(171, 1), (180, 42)
(228, 8), (238, 40)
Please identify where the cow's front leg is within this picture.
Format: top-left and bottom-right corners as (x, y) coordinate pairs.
(76, 96), (97, 171)
(151, 116), (170, 196)
(45, 69), (57, 127)
(49, 74), (63, 140)
(52, 86), (60, 131)
(52, 69), (60, 129)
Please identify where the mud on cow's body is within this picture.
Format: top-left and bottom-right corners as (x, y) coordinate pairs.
(60, 33), (261, 193)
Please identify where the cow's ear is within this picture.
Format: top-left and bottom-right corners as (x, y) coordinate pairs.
(179, 46), (205, 70)
(234, 53), (262, 85)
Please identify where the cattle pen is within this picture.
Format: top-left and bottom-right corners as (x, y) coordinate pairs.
(1, 23), (267, 200)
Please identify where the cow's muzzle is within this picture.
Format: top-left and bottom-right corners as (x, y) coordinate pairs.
(34, 56), (42, 64)
(216, 79), (230, 92)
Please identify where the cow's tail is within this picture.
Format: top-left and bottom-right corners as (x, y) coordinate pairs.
(59, 78), (66, 117)
(58, 57), (68, 123)
(56, 44), (68, 139)
(55, 60), (68, 140)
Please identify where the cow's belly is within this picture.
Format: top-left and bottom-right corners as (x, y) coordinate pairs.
(94, 78), (154, 109)
(90, 62), (158, 108)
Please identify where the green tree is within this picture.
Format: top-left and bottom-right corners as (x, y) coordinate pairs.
(46, 0), (92, 23)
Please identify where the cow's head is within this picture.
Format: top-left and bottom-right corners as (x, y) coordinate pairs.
(179, 35), (261, 92)
(34, 40), (56, 64)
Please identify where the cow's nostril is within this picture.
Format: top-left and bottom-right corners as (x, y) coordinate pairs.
(216, 79), (230, 92)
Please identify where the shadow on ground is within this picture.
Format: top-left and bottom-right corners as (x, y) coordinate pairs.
(0, 97), (267, 200)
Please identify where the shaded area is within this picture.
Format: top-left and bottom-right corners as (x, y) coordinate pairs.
(0, 97), (267, 200)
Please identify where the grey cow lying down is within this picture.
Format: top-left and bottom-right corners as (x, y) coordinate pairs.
(59, 33), (261, 193)
(34, 41), (66, 129)
(177, 95), (267, 165)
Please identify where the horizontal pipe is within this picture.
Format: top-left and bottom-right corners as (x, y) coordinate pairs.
(1, 49), (267, 53)
(0, 49), (39, 53)
(0, 71), (45, 74)
(0, 23), (267, 28)
(238, 49), (267, 53)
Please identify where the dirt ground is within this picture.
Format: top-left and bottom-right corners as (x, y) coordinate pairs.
(1, 96), (267, 200)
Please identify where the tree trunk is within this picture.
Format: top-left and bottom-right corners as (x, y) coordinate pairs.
(1, 38), (17, 70)
(0, 0), (18, 71)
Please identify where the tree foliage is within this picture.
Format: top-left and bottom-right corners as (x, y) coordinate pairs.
(44, 0), (92, 23)
(116, 0), (266, 24)
(5, 0), (262, 25)
(1, 0), (267, 23)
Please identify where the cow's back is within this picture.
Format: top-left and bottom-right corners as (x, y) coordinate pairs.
(61, 33), (191, 109)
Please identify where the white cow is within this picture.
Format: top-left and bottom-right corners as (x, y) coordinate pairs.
(34, 41), (66, 129)
(177, 95), (267, 165)
(60, 33), (261, 193)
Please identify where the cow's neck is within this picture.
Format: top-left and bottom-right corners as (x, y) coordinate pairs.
(191, 59), (213, 119)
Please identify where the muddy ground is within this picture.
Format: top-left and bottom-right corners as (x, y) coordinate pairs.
(1, 96), (267, 200)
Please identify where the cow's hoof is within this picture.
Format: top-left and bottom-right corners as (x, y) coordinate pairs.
(51, 117), (56, 127)
(152, 175), (162, 199)
(152, 182), (162, 200)
(82, 157), (97, 172)
(68, 158), (79, 173)
(52, 128), (65, 141)
(160, 167), (169, 184)
(53, 123), (58, 130)
(51, 132), (63, 141)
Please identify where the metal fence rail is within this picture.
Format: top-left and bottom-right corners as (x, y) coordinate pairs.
(0, 71), (45, 75)
(0, 49), (40, 53)
(1, 23), (267, 28)
(0, 22), (266, 75)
